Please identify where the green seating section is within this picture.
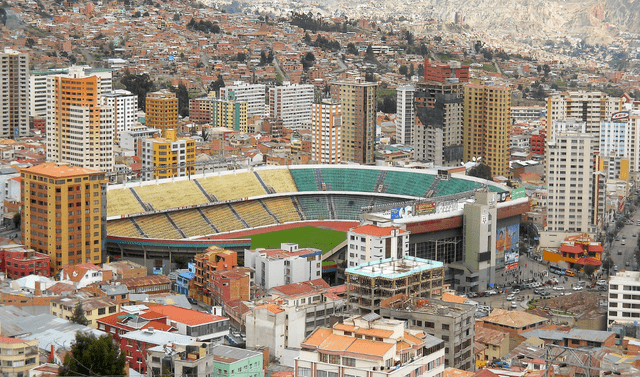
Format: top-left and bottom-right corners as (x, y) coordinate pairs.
(382, 170), (435, 197)
(434, 178), (480, 197)
(297, 196), (330, 220)
(320, 169), (380, 192)
(290, 169), (318, 191)
(332, 196), (372, 220)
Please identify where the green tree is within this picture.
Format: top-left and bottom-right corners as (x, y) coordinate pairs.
(346, 42), (358, 55)
(120, 71), (155, 110)
(25, 38), (36, 48)
(404, 30), (414, 46)
(467, 163), (492, 180)
(208, 75), (225, 95)
(170, 84), (189, 118)
(398, 65), (408, 76)
(69, 301), (88, 326)
(173, 13), (180, 22)
(59, 332), (126, 376)
(583, 263), (596, 277)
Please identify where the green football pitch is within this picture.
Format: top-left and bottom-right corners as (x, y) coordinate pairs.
(240, 226), (346, 253)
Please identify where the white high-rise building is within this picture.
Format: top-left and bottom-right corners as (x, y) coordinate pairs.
(102, 89), (138, 135)
(30, 66), (112, 119)
(547, 90), (621, 138)
(311, 100), (341, 164)
(609, 270), (640, 325)
(46, 67), (115, 171)
(269, 82), (314, 130)
(395, 84), (415, 145)
(0, 48), (29, 138)
(219, 81), (266, 118)
(546, 121), (597, 234)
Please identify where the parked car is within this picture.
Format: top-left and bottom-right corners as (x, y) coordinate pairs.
(618, 250), (623, 255)
(596, 279), (607, 286)
(553, 285), (564, 291)
(616, 236), (621, 241)
(478, 305), (491, 313)
(626, 261), (630, 266)
(539, 291), (550, 297)
(598, 285), (608, 291)
(507, 294), (515, 301)
(511, 302), (518, 309)
(512, 289), (520, 294)
(187, 297), (197, 305)
(563, 292), (572, 296)
(573, 286), (583, 291)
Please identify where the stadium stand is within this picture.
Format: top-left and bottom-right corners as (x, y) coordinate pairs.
(169, 210), (216, 238)
(297, 195), (331, 220)
(290, 169), (318, 191)
(197, 172), (267, 201)
(264, 197), (302, 223)
(332, 196), (372, 220)
(106, 218), (143, 237)
(434, 178), (480, 197)
(107, 189), (144, 217)
(200, 205), (246, 233)
(232, 201), (277, 228)
(136, 214), (182, 239)
(382, 170), (435, 197)
(321, 169), (380, 192)
(134, 181), (208, 211)
(257, 170), (298, 193)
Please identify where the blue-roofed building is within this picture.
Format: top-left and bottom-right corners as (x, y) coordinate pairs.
(177, 270), (195, 296)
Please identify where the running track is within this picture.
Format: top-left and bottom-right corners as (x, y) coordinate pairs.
(198, 221), (359, 240)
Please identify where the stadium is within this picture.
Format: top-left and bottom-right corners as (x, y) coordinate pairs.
(105, 165), (529, 290)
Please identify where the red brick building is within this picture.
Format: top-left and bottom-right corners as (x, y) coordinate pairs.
(188, 97), (213, 124)
(423, 58), (470, 83)
(530, 129), (546, 155)
(192, 246), (237, 305)
(0, 244), (50, 278)
(211, 267), (252, 306)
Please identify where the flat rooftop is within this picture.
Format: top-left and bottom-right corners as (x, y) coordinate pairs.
(345, 256), (443, 279)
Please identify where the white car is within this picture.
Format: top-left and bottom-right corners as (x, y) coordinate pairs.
(511, 302), (518, 309)
(512, 289), (520, 294)
(563, 292), (572, 296)
(573, 286), (583, 291)
(506, 294), (515, 301)
(596, 279), (607, 286)
(553, 286), (564, 291)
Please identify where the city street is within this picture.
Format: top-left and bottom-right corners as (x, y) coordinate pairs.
(607, 216), (640, 272)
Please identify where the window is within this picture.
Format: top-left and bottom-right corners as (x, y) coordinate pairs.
(297, 367), (311, 377)
(98, 308), (106, 315)
(342, 357), (355, 367)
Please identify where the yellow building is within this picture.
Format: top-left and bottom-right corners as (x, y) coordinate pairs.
(463, 82), (511, 178)
(145, 90), (178, 134)
(50, 296), (119, 328)
(141, 129), (196, 180)
(311, 100), (341, 164)
(0, 337), (38, 377)
(212, 98), (247, 132)
(21, 163), (107, 274)
(474, 324), (509, 363)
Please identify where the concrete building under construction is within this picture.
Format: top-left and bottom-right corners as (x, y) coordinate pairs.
(345, 256), (444, 314)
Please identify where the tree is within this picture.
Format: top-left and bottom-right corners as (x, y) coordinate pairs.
(69, 301), (89, 326)
(404, 30), (414, 46)
(120, 72), (155, 110)
(467, 163), (492, 180)
(303, 32), (312, 44)
(0, 8), (6, 26)
(170, 84), (189, 118)
(134, 11), (141, 18)
(543, 64), (551, 75)
(208, 75), (225, 95)
(260, 50), (268, 65)
(59, 332), (126, 377)
(474, 40), (482, 53)
(398, 65), (408, 76)
(583, 264), (596, 277)
(25, 38), (36, 48)
(301, 52), (315, 70)
(346, 42), (358, 55)
(173, 13), (180, 22)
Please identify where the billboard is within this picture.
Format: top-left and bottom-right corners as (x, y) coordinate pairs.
(612, 111), (630, 121)
(497, 191), (511, 203)
(497, 223), (519, 267)
(415, 202), (436, 216)
(390, 205), (414, 219)
(511, 187), (526, 200)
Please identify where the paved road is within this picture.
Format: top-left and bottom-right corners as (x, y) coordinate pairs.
(608, 214), (640, 272)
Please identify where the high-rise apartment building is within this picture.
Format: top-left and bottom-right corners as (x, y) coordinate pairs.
(103, 89), (138, 136)
(145, 90), (178, 134)
(331, 80), (377, 165)
(546, 122), (598, 234)
(395, 84), (415, 145)
(269, 82), (314, 130)
(463, 83), (511, 178)
(21, 162), (107, 274)
(219, 81), (266, 118)
(46, 67), (115, 171)
(608, 270), (640, 325)
(211, 98), (247, 132)
(423, 59), (470, 83)
(311, 100), (341, 164)
(189, 96), (213, 124)
(30, 67), (112, 119)
(141, 129), (196, 181)
(600, 114), (636, 181)
(414, 81), (464, 165)
(0, 48), (29, 138)
(547, 90), (622, 138)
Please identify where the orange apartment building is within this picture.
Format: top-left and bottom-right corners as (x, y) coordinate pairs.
(21, 162), (107, 274)
(463, 82), (511, 178)
(46, 68), (114, 171)
(191, 246), (238, 304)
(145, 90), (178, 135)
(311, 100), (341, 164)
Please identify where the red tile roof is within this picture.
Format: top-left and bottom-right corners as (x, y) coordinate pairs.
(146, 305), (226, 326)
(23, 162), (101, 178)
(270, 279), (329, 296)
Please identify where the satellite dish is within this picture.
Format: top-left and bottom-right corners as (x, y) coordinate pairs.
(472, 157), (476, 162)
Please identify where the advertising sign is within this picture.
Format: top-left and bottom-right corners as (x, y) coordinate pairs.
(612, 111), (630, 121)
(415, 202), (436, 216)
(511, 186), (526, 200)
(497, 223), (520, 266)
(390, 206), (414, 219)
